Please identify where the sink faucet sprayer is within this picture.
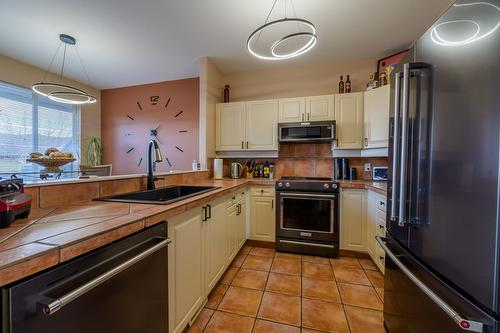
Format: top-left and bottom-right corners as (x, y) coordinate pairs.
(147, 139), (163, 190)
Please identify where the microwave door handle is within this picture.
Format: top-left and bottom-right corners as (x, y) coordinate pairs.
(390, 72), (402, 223)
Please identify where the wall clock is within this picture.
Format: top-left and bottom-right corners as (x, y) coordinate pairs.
(123, 95), (190, 170)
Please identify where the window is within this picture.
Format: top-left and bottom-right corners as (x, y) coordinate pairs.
(0, 81), (80, 176)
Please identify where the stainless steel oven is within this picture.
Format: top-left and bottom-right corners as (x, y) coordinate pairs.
(275, 177), (339, 257)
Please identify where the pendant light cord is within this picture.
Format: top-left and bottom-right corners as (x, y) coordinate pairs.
(60, 43), (67, 81)
(41, 43), (62, 83)
(253, 0), (279, 48)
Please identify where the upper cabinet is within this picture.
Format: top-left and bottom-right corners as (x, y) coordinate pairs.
(306, 95), (335, 122)
(279, 95), (334, 123)
(363, 85), (390, 149)
(216, 100), (278, 151)
(334, 92), (364, 149)
(216, 102), (246, 151)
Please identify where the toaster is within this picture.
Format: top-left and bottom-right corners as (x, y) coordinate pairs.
(0, 179), (32, 228)
(372, 166), (388, 181)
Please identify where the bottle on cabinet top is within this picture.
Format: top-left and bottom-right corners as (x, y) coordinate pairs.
(345, 75), (351, 93)
(338, 75), (344, 94)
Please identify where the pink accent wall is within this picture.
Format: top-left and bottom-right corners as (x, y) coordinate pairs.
(101, 78), (199, 175)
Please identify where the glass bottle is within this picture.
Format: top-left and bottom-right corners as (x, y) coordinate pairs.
(338, 75), (344, 94)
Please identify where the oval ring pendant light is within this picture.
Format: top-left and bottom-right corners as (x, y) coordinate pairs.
(32, 34), (96, 105)
(247, 0), (317, 60)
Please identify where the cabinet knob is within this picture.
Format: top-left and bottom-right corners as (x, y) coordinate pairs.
(379, 256), (385, 261)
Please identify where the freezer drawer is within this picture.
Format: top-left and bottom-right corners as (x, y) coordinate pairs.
(380, 235), (498, 333)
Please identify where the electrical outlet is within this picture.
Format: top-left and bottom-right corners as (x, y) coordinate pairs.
(364, 163), (371, 172)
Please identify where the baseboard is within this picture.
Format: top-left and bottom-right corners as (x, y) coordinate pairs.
(245, 239), (275, 248)
(339, 249), (371, 259)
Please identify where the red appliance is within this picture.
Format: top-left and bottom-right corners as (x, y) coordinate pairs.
(0, 179), (31, 228)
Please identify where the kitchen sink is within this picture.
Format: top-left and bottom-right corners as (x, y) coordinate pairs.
(96, 185), (219, 205)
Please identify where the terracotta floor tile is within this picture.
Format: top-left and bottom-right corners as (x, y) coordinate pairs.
(333, 267), (371, 286)
(302, 277), (341, 303)
(358, 258), (378, 271)
(330, 256), (362, 269)
(272, 257), (301, 275)
(302, 298), (349, 333)
(253, 319), (301, 333)
(232, 269), (269, 290)
(206, 284), (229, 309)
(302, 255), (330, 265)
(266, 272), (301, 296)
(344, 305), (385, 333)
(218, 286), (263, 316)
(275, 251), (302, 260)
(375, 287), (384, 303)
(258, 292), (301, 326)
(240, 245), (252, 255)
(186, 308), (213, 333)
(232, 252), (248, 268)
(249, 247), (276, 258)
(365, 270), (384, 288)
(302, 262), (334, 280)
(301, 329), (324, 333)
(338, 283), (383, 310)
(204, 311), (255, 333)
(220, 267), (239, 285)
(242, 255), (273, 271)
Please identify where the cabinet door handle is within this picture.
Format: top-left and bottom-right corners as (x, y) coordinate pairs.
(380, 201), (385, 206)
(202, 206), (207, 222)
(246, 141), (249, 149)
(307, 113), (310, 121)
(241, 141), (244, 149)
(271, 199), (274, 209)
(207, 204), (212, 219)
(364, 137), (368, 147)
(379, 224), (385, 230)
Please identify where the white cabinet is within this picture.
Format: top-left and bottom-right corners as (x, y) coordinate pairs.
(204, 198), (227, 293)
(216, 102), (246, 151)
(334, 92), (364, 149)
(366, 190), (387, 273)
(168, 207), (205, 333)
(250, 186), (276, 242)
(246, 100), (278, 150)
(227, 190), (247, 262)
(278, 97), (305, 123)
(364, 85), (390, 148)
(306, 95), (335, 122)
(216, 100), (278, 151)
(340, 189), (367, 251)
(279, 95), (334, 123)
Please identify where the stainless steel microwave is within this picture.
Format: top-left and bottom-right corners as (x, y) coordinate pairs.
(278, 121), (335, 143)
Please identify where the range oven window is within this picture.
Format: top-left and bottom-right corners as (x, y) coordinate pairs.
(281, 126), (323, 140)
(281, 196), (334, 233)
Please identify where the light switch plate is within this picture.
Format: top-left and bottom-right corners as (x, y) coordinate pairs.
(364, 163), (371, 172)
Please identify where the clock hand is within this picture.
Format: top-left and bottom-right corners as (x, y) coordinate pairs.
(154, 134), (161, 144)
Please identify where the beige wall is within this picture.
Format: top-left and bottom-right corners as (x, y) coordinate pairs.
(222, 58), (376, 101)
(0, 54), (100, 163)
(199, 57), (223, 166)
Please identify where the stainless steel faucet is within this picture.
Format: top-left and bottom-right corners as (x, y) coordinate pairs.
(147, 139), (163, 190)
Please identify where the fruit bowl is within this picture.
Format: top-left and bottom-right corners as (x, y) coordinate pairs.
(26, 158), (76, 173)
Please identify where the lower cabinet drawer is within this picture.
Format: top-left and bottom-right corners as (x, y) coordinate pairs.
(250, 186), (275, 197)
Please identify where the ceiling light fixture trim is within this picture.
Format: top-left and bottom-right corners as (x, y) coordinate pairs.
(31, 34), (96, 105)
(247, 1), (317, 60)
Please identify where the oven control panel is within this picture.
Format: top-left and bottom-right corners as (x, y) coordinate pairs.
(275, 179), (338, 193)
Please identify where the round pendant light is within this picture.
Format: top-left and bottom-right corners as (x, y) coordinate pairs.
(247, 0), (317, 60)
(32, 34), (96, 105)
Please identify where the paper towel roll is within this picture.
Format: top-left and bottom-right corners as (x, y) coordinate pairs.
(213, 158), (223, 179)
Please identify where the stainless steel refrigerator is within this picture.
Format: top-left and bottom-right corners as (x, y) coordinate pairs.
(380, 1), (500, 332)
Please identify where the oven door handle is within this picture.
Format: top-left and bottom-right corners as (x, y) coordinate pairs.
(279, 192), (336, 199)
(38, 238), (171, 316)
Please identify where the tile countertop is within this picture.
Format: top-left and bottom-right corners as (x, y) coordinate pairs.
(0, 177), (385, 287)
(0, 178), (260, 287)
(337, 180), (388, 196)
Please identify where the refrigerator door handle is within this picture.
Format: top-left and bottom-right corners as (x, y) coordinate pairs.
(398, 63), (410, 226)
(376, 236), (485, 333)
(390, 71), (402, 223)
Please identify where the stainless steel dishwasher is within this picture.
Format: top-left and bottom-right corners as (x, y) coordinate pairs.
(1, 222), (169, 333)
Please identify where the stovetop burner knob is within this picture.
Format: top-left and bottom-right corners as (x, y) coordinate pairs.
(323, 183), (330, 189)
(277, 182), (283, 188)
(332, 184), (338, 189)
(285, 182), (290, 188)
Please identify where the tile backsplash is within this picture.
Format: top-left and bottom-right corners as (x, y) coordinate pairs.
(214, 143), (388, 180)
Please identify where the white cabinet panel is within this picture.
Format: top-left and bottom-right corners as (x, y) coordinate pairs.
(204, 199), (227, 293)
(334, 92), (364, 149)
(250, 187), (276, 242)
(279, 97), (305, 123)
(340, 189), (367, 251)
(306, 95), (334, 121)
(246, 100), (278, 150)
(216, 102), (246, 151)
(364, 85), (390, 148)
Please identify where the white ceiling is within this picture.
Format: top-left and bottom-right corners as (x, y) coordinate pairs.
(0, 0), (452, 89)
